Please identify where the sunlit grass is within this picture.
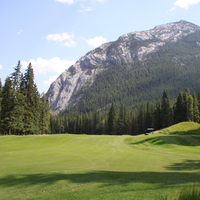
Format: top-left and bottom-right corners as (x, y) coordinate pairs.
(0, 122), (200, 199)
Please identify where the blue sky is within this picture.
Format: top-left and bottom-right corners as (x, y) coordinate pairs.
(1, 0), (200, 93)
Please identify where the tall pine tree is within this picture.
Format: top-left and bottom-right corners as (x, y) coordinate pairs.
(160, 90), (173, 128)
(107, 103), (117, 135)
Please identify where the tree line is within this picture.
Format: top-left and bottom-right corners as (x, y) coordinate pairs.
(1, 61), (200, 135)
(50, 89), (200, 135)
(0, 61), (50, 135)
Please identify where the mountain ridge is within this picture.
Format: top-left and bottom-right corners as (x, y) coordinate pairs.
(46, 20), (200, 113)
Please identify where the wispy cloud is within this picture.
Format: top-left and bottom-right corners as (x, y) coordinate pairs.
(0, 64), (2, 70)
(92, 0), (106, 2)
(45, 32), (76, 47)
(55, 0), (106, 5)
(79, 4), (93, 12)
(172, 0), (200, 10)
(17, 30), (24, 35)
(84, 36), (107, 47)
(55, 0), (74, 4)
(43, 75), (59, 86)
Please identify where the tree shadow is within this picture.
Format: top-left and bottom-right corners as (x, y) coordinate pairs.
(131, 135), (200, 146)
(169, 127), (200, 136)
(0, 170), (200, 189)
(165, 159), (200, 171)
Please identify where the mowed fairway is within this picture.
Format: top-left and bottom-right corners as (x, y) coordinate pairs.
(0, 122), (200, 200)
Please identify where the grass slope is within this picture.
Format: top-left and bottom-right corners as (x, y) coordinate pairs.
(0, 122), (200, 200)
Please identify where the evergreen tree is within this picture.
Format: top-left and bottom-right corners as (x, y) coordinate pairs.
(0, 79), (2, 133)
(11, 61), (22, 90)
(23, 63), (42, 134)
(107, 103), (117, 134)
(10, 61), (25, 134)
(137, 103), (146, 134)
(174, 91), (185, 123)
(116, 104), (126, 135)
(154, 102), (161, 130)
(160, 90), (173, 128)
(192, 93), (199, 123)
(39, 95), (50, 134)
(145, 102), (154, 128)
(1, 77), (14, 134)
(132, 112), (139, 135)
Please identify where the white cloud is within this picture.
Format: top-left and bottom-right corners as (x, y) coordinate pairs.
(45, 32), (73, 42)
(17, 30), (24, 35)
(93, 0), (106, 2)
(84, 36), (107, 47)
(45, 32), (76, 47)
(21, 57), (76, 92)
(62, 40), (77, 47)
(79, 4), (93, 12)
(170, 7), (176, 11)
(21, 57), (75, 75)
(55, 0), (106, 5)
(174, 0), (200, 9)
(0, 65), (2, 69)
(43, 75), (59, 86)
(55, 0), (74, 4)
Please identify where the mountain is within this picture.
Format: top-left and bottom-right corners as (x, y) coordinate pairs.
(46, 20), (200, 114)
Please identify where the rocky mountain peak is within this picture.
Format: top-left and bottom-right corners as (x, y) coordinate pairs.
(46, 20), (200, 113)
(118, 20), (200, 42)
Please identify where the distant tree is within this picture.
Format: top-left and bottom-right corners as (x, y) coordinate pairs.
(131, 112), (139, 135)
(192, 93), (199, 123)
(116, 104), (126, 135)
(160, 90), (173, 128)
(137, 103), (146, 134)
(154, 102), (161, 130)
(107, 103), (117, 135)
(145, 102), (154, 128)
(174, 91), (185, 123)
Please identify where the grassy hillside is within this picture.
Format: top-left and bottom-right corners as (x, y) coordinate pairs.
(0, 122), (200, 199)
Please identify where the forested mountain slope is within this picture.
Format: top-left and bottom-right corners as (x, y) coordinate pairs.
(46, 20), (200, 114)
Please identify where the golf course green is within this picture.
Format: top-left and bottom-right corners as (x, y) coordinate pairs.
(0, 122), (200, 200)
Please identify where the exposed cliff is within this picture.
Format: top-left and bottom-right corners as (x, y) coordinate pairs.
(46, 20), (200, 113)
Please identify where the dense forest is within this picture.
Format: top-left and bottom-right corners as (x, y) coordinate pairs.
(1, 61), (200, 135)
(51, 88), (200, 135)
(0, 61), (50, 135)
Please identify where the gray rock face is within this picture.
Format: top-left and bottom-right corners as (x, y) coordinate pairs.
(46, 20), (200, 113)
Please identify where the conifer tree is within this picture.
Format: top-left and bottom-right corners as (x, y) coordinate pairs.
(10, 61), (25, 134)
(23, 63), (36, 134)
(174, 91), (185, 123)
(116, 104), (126, 135)
(160, 90), (173, 128)
(1, 77), (14, 134)
(0, 79), (2, 133)
(107, 103), (117, 134)
(154, 102), (161, 130)
(192, 93), (199, 123)
(39, 95), (50, 134)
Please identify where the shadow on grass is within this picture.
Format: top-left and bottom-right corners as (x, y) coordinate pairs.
(165, 159), (200, 171)
(169, 128), (200, 136)
(131, 136), (200, 146)
(0, 170), (200, 188)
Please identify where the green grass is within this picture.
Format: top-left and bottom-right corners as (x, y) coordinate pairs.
(0, 122), (200, 200)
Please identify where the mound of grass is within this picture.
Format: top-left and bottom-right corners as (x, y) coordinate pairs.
(157, 122), (200, 135)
